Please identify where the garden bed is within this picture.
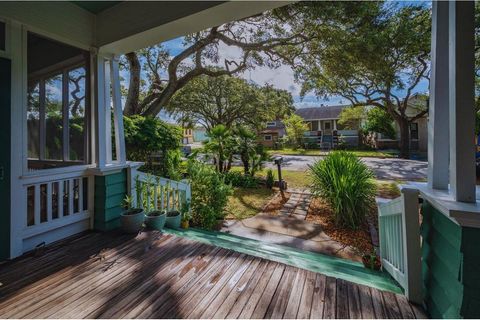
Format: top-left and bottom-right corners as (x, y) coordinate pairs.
(306, 197), (374, 254)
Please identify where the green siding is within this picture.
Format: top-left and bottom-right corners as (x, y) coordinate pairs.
(0, 58), (11, 260)
(94, 170), (127, 231)
(421, 201), (480, 318)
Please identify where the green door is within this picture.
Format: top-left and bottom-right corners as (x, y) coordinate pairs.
(0, 58), (11, 260)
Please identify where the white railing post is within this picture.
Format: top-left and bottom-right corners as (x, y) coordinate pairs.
(400, 187), (423, 304)
(127, 163), (139, 208)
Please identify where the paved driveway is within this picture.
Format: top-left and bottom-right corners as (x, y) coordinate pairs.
(265, 155), (427, 181)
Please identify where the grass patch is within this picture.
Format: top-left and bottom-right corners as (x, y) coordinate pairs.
(267, 148), (397, 158)
(375, 180), (401, 199)
(225, 187), (274, 220)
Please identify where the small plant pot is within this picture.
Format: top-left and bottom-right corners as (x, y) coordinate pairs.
(181, 220), (190, 229)
(145, 210), (166, 230)
(362, 254), (381, 271)
(165, 210), (181, 229)
(120, 208), (144, 234)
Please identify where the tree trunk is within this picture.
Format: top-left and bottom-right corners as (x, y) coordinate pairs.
(397, 118), (410, 159)
(241, 153), (250, 175)
(124, 52), (141, 115)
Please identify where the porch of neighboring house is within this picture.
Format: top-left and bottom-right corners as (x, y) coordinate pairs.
(0, 1), (480, 319)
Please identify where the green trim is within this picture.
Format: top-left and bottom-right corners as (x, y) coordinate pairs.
(0, 58), (11, 260)
(164, 227), (402, 294)
(94, 170), (127, 231)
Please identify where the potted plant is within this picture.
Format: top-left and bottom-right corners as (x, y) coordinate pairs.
(145, 210), (166, 230)
(180, 201), (191, 229)
(120, 195), (144, 234)
(165, 210), (182, 229)
(362, 251), (381, 270)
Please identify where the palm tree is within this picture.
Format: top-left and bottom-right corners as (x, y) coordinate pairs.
(235, 126), (257, 175)
(204, 124), (235, 173)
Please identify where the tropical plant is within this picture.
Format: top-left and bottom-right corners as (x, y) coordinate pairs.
(309, 151), (376, 228)
(223, 171), (260, 188)
(266, 169), (275, 189)
(187, 160), (233, 229)
(235, 126), (258, 175)
(283, 114), (308, 149)
(203, 124), (236, 173)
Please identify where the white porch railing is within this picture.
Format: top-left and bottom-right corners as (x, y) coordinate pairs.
(131, 170), (191, 213)
(22, 170), (92, 247)
(378, 187), (423, 304)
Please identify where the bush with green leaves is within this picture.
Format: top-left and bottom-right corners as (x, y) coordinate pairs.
(309, 151), (376, 229)
(266, 169), (275, 189)
(187, 160), (233, 229)
(223, 171), (260, 188)
(123, 115), (182, 178)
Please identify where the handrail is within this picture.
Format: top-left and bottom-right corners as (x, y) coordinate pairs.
(128, 168), (191, 214)
(378, 187), (422, 304)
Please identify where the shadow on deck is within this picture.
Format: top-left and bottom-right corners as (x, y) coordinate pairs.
(0, 230), (428, 318)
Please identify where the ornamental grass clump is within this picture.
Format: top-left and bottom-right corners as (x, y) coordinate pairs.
(309, 151), (376, 229)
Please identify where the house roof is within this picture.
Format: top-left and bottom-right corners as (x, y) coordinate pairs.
(295, 105), (347, 120)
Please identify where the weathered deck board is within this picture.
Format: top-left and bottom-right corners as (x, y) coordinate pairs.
(0, 231), (427, 319)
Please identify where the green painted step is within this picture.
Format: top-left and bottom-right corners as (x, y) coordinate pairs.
(164, 227), (403, 294)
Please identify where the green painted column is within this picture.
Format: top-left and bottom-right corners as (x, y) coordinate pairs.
(0, 58), (11, 260)
(421, 201), (480, 318)
(94, 169), (128, 231)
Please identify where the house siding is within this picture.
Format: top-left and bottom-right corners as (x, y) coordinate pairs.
(94, 169), (127, 231)
(421, 201), (480, 318)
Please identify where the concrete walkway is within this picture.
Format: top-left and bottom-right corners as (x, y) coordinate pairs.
(221, 189), (361, 261)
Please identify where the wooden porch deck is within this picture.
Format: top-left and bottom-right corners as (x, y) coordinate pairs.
(0, 231), (427, 319)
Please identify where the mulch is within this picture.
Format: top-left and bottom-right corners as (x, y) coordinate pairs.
(306, 198), (374, 255)
(262, 191), (291, 216)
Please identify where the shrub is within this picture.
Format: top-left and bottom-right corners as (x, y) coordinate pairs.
(266, 169), (275, 189)
(187, 160), (233, 229)
(223, 171), (260, 188)
(309, 151), (376, 229)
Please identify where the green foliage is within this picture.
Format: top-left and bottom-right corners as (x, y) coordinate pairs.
(204, 124), (236, 173)
(338, 106), (366, 130)
(168, 75), (294, 130)
(266, 169), (275, 189)
(284, 114), (308, 149)
(123, 115), (182, 178)
(235, 126), (258, 175)
(223, 171), (260, 188)
(309, 151), (376, 229)
(364, 107), (396, 139)
(187, 160), (233, 230)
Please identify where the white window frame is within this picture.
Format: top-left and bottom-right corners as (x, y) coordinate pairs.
(264, 135), (273, 141)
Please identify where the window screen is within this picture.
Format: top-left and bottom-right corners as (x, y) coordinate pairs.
(0, 21), (5, 51)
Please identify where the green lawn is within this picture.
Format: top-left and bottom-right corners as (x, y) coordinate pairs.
(267, 148), (397, 158)
(225, 187), (275, 220)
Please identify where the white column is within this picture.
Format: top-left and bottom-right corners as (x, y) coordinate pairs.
(94, 54), (112, 168)
(10, 22), (26, 258)
(428, 1), (450, 190)
(448, 1), (476, 203)
(110, 56), (126, 164)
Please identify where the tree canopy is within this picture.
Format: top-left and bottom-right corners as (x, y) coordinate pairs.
(290, 2), (431, 157)
(167, 75), (294, 130)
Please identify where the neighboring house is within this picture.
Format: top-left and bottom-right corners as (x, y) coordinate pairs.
(295, 105), (360, 149)
(258, 120), (286, 147)
(182, 127), (193, 144)
(193, 127), (208, 142)
(373, 94), (428, 153)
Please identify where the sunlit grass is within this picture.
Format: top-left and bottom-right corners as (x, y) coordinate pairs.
(225, 187), (274, 220)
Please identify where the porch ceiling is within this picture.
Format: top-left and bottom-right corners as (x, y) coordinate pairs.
(71, 1), (122, 14)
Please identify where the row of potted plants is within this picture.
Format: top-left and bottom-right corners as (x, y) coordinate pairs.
(120, 193), (191, 233)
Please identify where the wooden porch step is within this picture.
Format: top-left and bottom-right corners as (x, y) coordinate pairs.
(164, 227), (403, 294)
